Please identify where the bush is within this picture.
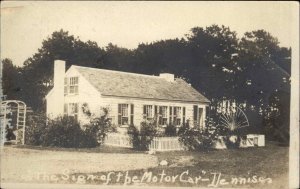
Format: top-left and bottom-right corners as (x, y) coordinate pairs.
(26, 115), (98, 148)
(139, 120), (157, 150)
(25, 113), (48, 145)
(42, 116), (98, 148)
(87, 108), (112, 145)
(5, 125), (16, 141)
(128, 120), (157, 151)
(26, 107), (112, 148)
(127, 124), (140, 149)
(178, 119), (218, 151)
(164, 124), (177, 136)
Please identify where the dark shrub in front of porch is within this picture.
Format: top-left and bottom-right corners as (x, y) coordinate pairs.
(26, 115), (98, 148)
(127, 120), (157, 151)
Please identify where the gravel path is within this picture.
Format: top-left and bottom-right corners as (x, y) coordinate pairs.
(1, 146), (158, 182)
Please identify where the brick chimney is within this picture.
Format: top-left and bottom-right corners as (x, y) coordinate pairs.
(159, 73), (174, 82)
(53, 60), (66, 116)
(54, 60), (66, 90)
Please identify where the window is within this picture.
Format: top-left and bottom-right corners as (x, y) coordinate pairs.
(118, 104), (129, 125)
(143, 105), (153, 120)
(64, 103), (79, 120)
(159, 106), (168, 125)
(64, 77), (79, 95)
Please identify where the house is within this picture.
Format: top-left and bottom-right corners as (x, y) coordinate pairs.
(46, 60), (210, 130)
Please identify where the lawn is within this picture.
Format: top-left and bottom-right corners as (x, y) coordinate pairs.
(1, 141), (288, 188)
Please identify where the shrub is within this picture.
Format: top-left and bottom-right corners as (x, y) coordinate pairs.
(5, 125), (16, 141)
(26, 114), (100, 148)
(41, 116), (98, 148)
(25, 113), (48, 145)
(139, 120), (157, 150)
(87, 108), (112, 145)
(164, 124), (177, 136)
(128, 120), (157, 151)
(178, 119), (218, 151)
(127, 124), (140, 149)
(26, 107), (112, 148)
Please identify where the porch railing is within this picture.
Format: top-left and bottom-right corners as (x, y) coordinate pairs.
(105, 133), (184, 151)
(104, 133), (133, 148)
(104, 133), (265, 151)
(149, 137), (184, 151)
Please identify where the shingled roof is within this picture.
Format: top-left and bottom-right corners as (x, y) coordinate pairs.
(74, 66), (210, 103)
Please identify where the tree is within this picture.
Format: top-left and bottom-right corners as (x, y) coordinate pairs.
(237, 30), (290, 108)
(186, 25), (240, 99)
(19, 29), (106, 111)
(2, 58), (23, 100)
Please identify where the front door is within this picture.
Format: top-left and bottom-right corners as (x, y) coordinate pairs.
(193, 105), (204, 129)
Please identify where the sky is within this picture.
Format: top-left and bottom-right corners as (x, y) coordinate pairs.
(1, 1), (298, 67)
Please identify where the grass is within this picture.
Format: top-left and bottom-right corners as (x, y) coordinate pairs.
(74, 141), (287, 188)
(15, 144), (143, 154)
(12, 141), (288, 188)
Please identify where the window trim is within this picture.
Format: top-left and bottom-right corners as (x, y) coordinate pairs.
(64, 103), (79, 120)
(143, 105), (153, 120)
(118, 104), (129, 126)
(64, 77), (79, 96)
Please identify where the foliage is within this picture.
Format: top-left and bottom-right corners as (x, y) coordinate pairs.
(1, 58), (23, 101)
(263, 90), (290, 145)
(42, 116), (98, 148)
(25, 113), (48, 145)
(5, 125), (16, 141)
(139, 120), (157, 150)
(164, 124), (177, 136)
(127, 125), (140, 149)
(128, 120), (157, 151)
(25, 114), (98, 148)
(26, 107), (112, 148)
(83, 107), (112, 145)
(178, 119), (219, 151)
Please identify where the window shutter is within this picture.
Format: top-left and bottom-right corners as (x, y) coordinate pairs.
(193, 105), (198, 127)
(64, 78), (68, 96)
(75, 103), (78, 113)
(75, 77), (79, 94)
(118, 104), (122, 125)
(154, 105), (157, 115)
(130, 104), (134, 125)
(158, 107), (162, 125)
(169, 107), (172, 125)
(64, 103), (68, 115)
(143, 105), (146, 119)
(183, 107), (186, 125)
(206, 106), (210, 120)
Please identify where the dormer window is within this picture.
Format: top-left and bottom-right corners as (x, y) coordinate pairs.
(64, 77), (79, 95)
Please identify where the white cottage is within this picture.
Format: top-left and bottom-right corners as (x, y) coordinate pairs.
(46, 60), (210, 130)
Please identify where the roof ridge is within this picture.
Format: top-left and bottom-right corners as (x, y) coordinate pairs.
(73, 65), (166, 79)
